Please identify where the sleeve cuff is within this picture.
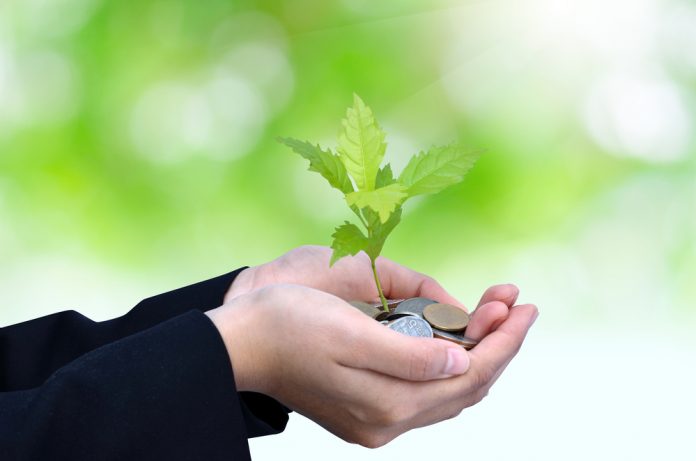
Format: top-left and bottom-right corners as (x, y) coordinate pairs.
(238, 392), (291, 438)
(114, 269), (293, 439)
(125, 267), (250, 320)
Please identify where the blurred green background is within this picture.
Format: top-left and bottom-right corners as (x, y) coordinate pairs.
(1, 0), (695, 459)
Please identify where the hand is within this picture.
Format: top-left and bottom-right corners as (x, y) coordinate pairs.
(207, 283), (537, 447)
(226, 243), (521, 339)
(225, 245), (518, 314)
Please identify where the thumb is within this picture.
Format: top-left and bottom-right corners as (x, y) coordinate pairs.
(341, 320), (471, 381)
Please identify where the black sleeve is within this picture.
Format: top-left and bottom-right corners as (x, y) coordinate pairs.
(0, 269), (291, 459)
(1, 267), (247, 389)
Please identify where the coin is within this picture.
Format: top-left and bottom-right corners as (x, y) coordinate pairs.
(386, 316), (433, 338)
(384, 312), (420, 322)
(348, 300), (383, 319)
(432, 329), (478, 350)
(393, 297), (437, 318)
(423, 303), (469, 332)
(369, 299), (405, 311)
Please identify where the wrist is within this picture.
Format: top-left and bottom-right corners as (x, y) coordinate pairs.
(206, 296), (271, 393)
(224, 265), (261, 303)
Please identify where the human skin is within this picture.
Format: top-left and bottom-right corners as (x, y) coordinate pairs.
(207, 245), (537, 447)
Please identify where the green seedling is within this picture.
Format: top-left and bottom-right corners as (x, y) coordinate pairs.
(279, 94), (480, 312)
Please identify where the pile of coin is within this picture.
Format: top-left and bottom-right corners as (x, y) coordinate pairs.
(349, 297), (478, 350)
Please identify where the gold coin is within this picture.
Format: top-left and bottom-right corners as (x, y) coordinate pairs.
(423, 303), (469, 332)
(348, 300), (383, 319)
(432, 329), (478, 350)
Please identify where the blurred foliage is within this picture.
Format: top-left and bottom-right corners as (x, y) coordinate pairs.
(0, 0), (694, 317)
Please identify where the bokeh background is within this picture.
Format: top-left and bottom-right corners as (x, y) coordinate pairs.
(1, 0), (694, 459)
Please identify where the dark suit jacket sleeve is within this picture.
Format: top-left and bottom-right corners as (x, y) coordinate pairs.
(0, 268), (291, 460)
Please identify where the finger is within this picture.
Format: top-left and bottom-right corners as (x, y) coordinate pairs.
(344, 301), (532, 438)
(469, 304), (538, 376)
(393, 304), (538, 420)
(465, 301), (509, 341)
(477, 283), (519, 308)
(338, 315), (472, 381)
(376, 257), (466, 310)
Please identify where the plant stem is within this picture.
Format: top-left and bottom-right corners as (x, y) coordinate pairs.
(351, 206), (369, 230)
(371, 257), (389, 312)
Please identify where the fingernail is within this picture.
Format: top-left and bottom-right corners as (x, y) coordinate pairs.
(529, 309), (539, 327)
(444, 347), (470, 375)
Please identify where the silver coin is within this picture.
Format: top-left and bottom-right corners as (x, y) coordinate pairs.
(384, 312), (420, 322)
(393, 297), (437, 318)
(386, 316), (434, 338)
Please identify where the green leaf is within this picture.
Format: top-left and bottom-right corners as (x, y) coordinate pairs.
(398, 144), (480, 197)
(345, 183), (407, 223)
(375, 163), (395, 188)
(278, 137), (354, 194)
(337, 94), (386, 191)
(329, 221), (369, 266)
(363, 206), (402, 260)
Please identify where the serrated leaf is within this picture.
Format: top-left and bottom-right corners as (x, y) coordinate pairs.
(330, 221), (369, 266)
(345, 183), (407, 223)
(363, 205), (401, 234)
(363, 206), (402, 260)
(398, 144), (480, 197)
(337, 94), (386, 191)
(278, 137), (354, 194)
(375, 163), (396, 188)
